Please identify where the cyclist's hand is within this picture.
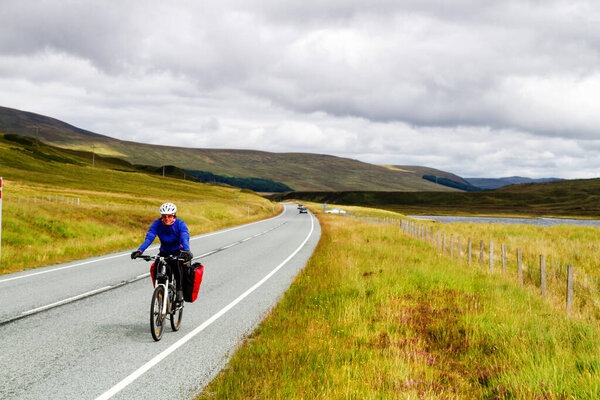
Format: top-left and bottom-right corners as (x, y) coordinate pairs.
(180, 250), (193, 261)
(131, 250), (143, 259)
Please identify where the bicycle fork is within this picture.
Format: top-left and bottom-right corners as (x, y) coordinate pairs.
(159, 280), (169, 316)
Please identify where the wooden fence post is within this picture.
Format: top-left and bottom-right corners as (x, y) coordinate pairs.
(479, 240), (484, 267)
(468, 238), (472, 265)
(450, 234), (454, 259)
(566, 264), (574, 315)
(443, 232), (446, 255)
(437, 230), (440, 251)
(502, 244), (506, 273)
(458, 236), (462, 262)
(540, 255), (546, 296)
(490, 241), (494, 271)
(517, 249), (523, 286)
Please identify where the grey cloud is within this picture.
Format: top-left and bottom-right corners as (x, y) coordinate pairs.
(1, 0), (600, 178)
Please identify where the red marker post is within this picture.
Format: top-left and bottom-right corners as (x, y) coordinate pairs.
(0, 176), (3, 263)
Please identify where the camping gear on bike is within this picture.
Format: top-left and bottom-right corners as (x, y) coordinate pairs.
(183, 262), (204, 303)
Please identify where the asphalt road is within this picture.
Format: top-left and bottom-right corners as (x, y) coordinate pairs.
(0, 203), (321, 399)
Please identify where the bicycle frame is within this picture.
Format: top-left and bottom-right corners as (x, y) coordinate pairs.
(140, 254), (185, 311)
(155, 260), (170, 316)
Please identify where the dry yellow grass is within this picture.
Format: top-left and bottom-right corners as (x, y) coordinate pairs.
(199, 205), (600, 399)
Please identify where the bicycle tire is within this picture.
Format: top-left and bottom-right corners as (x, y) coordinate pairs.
(150, 285), (166, 341)
(170, 304), (183, 331)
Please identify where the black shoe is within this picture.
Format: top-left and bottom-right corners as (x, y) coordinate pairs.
(176, 290), (184, 303)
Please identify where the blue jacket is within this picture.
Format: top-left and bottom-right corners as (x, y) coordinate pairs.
(138, 218), (190, 254)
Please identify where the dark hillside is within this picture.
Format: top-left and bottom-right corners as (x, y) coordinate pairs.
(466, 176), (561, 190)
(269, 178), (600, 217)
(383, 165), (472, 186)
(0, 106), (109, 141)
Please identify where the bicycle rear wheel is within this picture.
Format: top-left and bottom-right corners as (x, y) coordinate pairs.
(150, 285), (166, 341)
(169, 284), (183, 331)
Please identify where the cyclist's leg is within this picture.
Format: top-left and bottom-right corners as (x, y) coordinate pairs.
(169, 254), (184, 302)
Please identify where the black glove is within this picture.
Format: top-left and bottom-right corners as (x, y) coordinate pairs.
(180, 250), (193, 261)
(131, 250), (143, 259)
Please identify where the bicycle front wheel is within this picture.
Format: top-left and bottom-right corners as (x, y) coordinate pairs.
(150, 286), (166, 341)
(170, 304), (183, 331)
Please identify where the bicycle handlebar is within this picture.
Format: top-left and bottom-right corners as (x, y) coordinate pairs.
(138, 254), (188, 262)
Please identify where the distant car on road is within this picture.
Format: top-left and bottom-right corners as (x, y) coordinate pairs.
(324, 208), (346, 215)
(297, 204), (303, 209)
(299, 207), (308, 214)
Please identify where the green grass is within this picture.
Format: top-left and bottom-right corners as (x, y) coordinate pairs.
(198, 208), (600, 399)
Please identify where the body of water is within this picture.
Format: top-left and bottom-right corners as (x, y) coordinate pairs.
(408, 215), (600, 227)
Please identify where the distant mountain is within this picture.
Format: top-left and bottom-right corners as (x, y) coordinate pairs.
(465, 176), (562, 190)
(0, 106), (460, 192)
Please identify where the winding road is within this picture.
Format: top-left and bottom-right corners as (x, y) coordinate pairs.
(0, 203), (320, 399)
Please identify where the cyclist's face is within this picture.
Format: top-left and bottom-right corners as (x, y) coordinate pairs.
(161, 214), (176, 225)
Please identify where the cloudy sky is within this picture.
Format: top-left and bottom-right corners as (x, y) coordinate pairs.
(1, 1), (599, 178)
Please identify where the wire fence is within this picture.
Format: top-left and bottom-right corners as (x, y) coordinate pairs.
(344, 213), (599, 316)
(2, 192), (245, 211)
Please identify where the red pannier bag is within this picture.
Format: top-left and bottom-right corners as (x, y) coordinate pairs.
(150, 262), (156, 287)
(182, 262), (204, 303)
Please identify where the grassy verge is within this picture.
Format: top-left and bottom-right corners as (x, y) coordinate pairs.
(198, 207), (600, 399)
(394, 216), (600, 320)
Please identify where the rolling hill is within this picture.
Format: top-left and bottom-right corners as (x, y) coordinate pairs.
(0, 106), (459, 192)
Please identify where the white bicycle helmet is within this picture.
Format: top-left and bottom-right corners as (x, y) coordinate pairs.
(159, 202), (177, 215)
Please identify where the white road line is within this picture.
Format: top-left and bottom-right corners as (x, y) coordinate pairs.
(95, 212), (315, 400)
(22, 286), (113, 316)
(191, 221), (286, 261)
(0, 207), (286, 285)
(188, 205), (285, 241)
